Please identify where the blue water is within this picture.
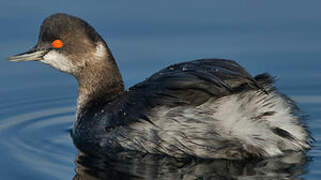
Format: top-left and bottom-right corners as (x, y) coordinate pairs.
(1, 1), (321, 179)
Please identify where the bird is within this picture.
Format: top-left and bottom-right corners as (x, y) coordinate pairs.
(7, 13), (311, 160)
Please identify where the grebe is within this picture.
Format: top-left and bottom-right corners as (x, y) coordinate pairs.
(7, 13), (311, 159)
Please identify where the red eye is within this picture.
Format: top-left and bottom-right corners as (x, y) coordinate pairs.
(52, 39), (63, 48)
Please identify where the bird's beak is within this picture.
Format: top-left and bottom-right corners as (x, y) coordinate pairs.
(7, 47), (46, 62)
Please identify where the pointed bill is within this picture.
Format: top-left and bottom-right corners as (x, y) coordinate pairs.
(7, 48), (46, 62)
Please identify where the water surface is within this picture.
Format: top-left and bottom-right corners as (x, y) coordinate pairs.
(1, 1), (321, 179)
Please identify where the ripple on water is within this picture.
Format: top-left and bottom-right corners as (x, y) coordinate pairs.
(0, 96), (77, 179)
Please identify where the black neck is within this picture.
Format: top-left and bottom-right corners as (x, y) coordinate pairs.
(75, 54), (124, 116)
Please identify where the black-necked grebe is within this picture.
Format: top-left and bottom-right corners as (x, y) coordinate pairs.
(7, 13), (311, 159)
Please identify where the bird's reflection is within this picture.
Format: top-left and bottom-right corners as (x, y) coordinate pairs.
(73, 151), (309, 180)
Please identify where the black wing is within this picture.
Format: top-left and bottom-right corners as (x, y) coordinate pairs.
(103, 58), (265, 127)
(129, 58), (264, 106)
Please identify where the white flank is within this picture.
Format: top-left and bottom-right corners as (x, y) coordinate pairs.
(117, 90), (309, 159)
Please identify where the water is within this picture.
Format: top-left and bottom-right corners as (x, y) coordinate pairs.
(1, 1), (321, 179)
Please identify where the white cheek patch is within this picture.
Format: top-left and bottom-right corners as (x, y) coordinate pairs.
(41, 51), (77, 73)
(95, 42), (106, 59)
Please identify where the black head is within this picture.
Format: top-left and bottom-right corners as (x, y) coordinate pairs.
(7, 13), (111, 75)
(37, 13), (104, 49)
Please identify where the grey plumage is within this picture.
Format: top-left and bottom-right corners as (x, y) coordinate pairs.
(73, 59), (311, 159)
